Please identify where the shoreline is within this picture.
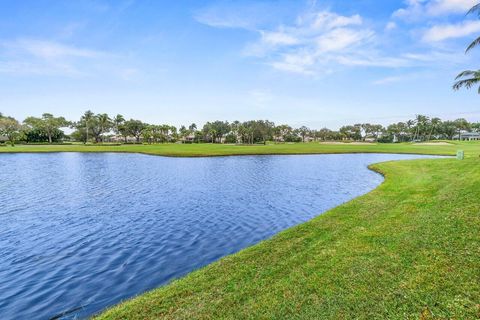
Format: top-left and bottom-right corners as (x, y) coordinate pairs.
(94, 153), (479, 319)
(2, 142), (478, 319)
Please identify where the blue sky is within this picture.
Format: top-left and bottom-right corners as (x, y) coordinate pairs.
(1, 0), (479, 129)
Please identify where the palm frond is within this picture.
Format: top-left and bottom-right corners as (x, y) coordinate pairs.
(467, 3), (480, 16)
(453, 78), (480, 91)
(466, 35), (480, 53)
(455, 70), (478, 80)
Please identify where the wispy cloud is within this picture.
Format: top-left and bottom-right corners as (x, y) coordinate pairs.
(422, 20), (480, 42)
(3, 39), (103, 60)
(372, 76), (405, 85)
(194, 1), (284, 30)
(0, 39), (106, 76)
(197, 6), (445, 75)
(394, 0), (476, 20)
(0, 38), (141, 79)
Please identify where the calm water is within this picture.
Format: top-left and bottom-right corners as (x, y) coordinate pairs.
(0, 153), (436, 319)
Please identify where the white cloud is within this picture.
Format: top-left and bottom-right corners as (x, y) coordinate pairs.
(394, 0), (476, 20)
(197, 3), (474, 75)
(194, 2), (281, 30)
(385, 22), (397, 31)
(243, 10), (377, 74)
(270, 51), (317, 75)
(427, 0), (476, 15)
(261, 31), (299, 46)
(393, 0), (426, 20)
(0, 39), (105, 76)
(372, 76), (404, 85)
(0, 39), (137, 79)
(4, 39), (102, 60)
(307, 12), (363, 30)
(316, 28), (374, 53)
(422, 20), (480, 42)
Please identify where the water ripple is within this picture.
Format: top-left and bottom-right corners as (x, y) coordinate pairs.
(0, 153), (438, 319)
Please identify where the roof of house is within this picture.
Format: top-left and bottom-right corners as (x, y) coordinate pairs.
(459, 132), (480, 137)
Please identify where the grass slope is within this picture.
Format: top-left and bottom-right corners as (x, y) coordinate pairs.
(3, 142), (479, 319)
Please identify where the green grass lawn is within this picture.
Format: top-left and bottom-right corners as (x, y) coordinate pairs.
(3, 141), (479, 319)
(0, 140), (478, 157)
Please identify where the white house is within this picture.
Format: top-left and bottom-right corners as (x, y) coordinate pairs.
(453, 132), (480, 141)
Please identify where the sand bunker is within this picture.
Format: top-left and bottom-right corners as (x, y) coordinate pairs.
(413, 142), (452, 146)
(320, 142), (375, 145)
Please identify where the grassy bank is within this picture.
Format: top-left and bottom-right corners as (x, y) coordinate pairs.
(3, 142), (479, 319)
(94, 143), (480, 319)
(0, 141), (477, 157)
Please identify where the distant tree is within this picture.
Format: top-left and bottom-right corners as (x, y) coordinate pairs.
(405, 120), (415, 141)
(386, 122), (409, 142)
(179, 125), (188, 143)
(454, 3), (480, 93)
(340, 125), (362, 141)
(253, 120), (275, 144)
(203, 121), (230, 143)
(118, 124), (129, 143)
(113, 114), (125, 135)
(370, 124), (384, 142)
(170, 126), (178, 142)
(24, 113), (69, 144)
(439, 121), (458, 140)
(230, 120), (240, 142)
(453, 118), (470, 139)
(124, 119), (146, 143)
(427, 117), (442, 140)
(0, 116), (22, 145)
(86, 113), (112, 143)
(298, 126), (310, 143)
(142, 125), (156, 144)
(158, 124), (171, 142)
(80, 110), (95, 143)
(273, 124), (292, 143)
(316, 128), (334, 141)
(414, 115), (428, 141)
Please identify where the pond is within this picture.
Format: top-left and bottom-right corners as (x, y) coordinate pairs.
(0, 153), (437, 319)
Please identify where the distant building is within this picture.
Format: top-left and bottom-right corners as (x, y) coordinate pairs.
(183, 133), (195, 143)
(110, 135), (137, 143)
(453, 132), (480, 141)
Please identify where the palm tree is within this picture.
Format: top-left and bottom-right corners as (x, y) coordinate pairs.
(428, 117), (441, 141)
(413, 115), (429, 141)
(454, 70), (480, 93)
(454, 3), (480, 93)
(113, 114), (125, 135)
(81, 110), (94, 144)
(454, 118), (470, 140)
(406, 120), (415, 141)
(96, 113), (112, 142)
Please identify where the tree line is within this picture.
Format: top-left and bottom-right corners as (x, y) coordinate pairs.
(0, 111), (479, 146)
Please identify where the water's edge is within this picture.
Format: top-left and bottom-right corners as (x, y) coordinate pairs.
(0, 153), (449, 319)
(91, 154), (446, 319)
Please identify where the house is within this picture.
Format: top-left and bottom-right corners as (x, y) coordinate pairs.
(110, 135), (138, 143)
(180, 133), (195, 143)
(453, 132), (480, 141)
